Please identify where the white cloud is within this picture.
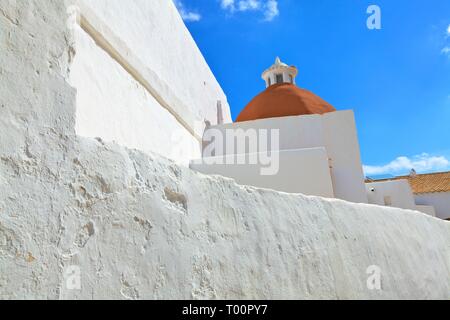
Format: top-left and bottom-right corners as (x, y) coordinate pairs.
(239, 0), (261, 11)
(220, 0), (279, 21)
(442, 24), (450, 56)
(264, 0), (279, 21)
(221, 0), (235, 11)
(174, 0), (202, 22)
(181, 11), (202, 22)
(363, 153), (450, 176)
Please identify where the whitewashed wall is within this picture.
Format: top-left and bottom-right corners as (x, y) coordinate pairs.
(71, 26), (200, 165)
(322, 111), (368, 203)
(415, 192), (450, 220)
(366, 180), (417, 210)
(70, 0), (231, 165)
(77, 0), (231, 126)
(191, 148), (335, 198)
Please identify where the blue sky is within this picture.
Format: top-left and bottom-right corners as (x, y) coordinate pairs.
(175, 0), (450, 177)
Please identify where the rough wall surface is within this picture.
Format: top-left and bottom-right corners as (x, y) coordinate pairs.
(1, 0), (450, 300)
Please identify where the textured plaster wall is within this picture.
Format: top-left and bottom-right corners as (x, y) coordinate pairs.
(1, 0), (450, 300)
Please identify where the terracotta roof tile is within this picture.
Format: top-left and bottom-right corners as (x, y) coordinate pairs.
(369, 171), (450, 194)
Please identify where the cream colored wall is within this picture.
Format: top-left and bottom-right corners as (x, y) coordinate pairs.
(365, 180), (417, 210)
(415, 192), (450, 220)
(69, 0), (231, 165)
(201, 111), (367, 203)
(191, 148), (335, 198)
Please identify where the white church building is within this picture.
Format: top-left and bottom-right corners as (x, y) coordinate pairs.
(190, 57), (445, 218)
(68, 0), (446, 220)
(191, 57), (367, 203)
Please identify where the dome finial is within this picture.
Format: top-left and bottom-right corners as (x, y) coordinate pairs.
(261, 57), (298, 88)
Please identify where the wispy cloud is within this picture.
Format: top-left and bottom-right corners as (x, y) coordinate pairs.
(220, 0), (279, 21)
(264, 0), (279, 21)
(174, 0), (202, 22)
(238, 0), (261, 11)
(364, 153), (450, 176)
(221, 0), (235, 11)
(442, 24), (450, 56)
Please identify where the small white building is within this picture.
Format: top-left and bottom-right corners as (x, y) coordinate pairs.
(367, 171), (450, 219)
(366, 179), (417, 210)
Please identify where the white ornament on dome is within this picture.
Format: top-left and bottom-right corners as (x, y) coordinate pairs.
(261, 57), (298, 88)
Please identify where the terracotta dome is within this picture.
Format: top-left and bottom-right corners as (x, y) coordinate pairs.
(236, 83), (336, 122)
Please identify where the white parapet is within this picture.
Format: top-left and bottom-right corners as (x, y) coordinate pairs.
(191, 147), (335, 198)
